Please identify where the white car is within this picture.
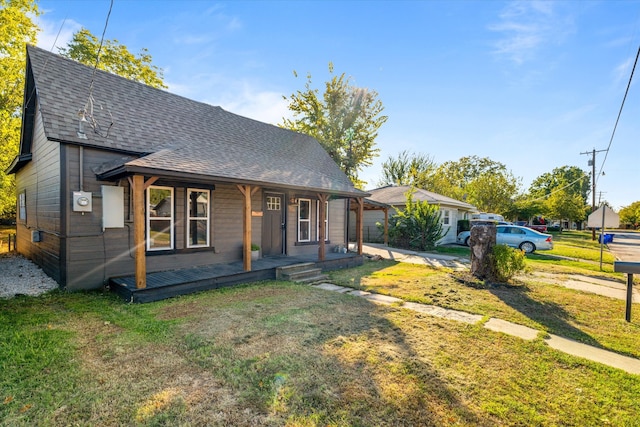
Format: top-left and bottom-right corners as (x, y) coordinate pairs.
(456, 225), (553, 253)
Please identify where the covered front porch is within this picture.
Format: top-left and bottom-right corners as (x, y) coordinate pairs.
(109, 251), (363, 303)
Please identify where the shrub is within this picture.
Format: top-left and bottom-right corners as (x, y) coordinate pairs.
(381, 189), (446, 251)
(490, 244), (526, 283)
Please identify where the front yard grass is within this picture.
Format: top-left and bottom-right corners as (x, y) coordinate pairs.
(2, 229), (639, 425)
(1, 284), (639, 426)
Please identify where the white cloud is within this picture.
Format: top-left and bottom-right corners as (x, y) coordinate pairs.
(488, 0), (575, 65)
(35, 16), (81, 51)
(613, 56), (635, 84)
(214, 82), (291, 125)
(168, 74), (290, 125)
(556, 104), (597, 124)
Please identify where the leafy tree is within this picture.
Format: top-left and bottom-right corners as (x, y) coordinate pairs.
(619, 201), (640, 228)
(282, 63), (387, 187)
(546, 188), (587, 223)
(378, 150), (435, 187)
(503, 195), (543, 222)
(526, 166), (589, 224)
(384, 188), (445, 250)
(0, 0), (39, 217)
(465, 172), (519, 214)
(424, 156), (520, 213)
(58, 28), (167, 89)
(528, 166), (590, 203)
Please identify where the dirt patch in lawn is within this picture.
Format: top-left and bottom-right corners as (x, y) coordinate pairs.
(62, 313), (270, 426)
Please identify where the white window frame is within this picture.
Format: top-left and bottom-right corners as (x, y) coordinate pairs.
(186, 188), (210, 248)
(147, 185), (174, 251)
(266, 195), (281, 211)
(298, 198), (311, 242)
(442, 209), (451, 226)
(18, 191), (26, 223)
(316, 200), (329, 241)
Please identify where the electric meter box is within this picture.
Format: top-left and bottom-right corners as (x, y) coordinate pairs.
(72, 191), (92, 212)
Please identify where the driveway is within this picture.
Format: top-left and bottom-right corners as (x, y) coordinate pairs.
(606, 231), (640, 261)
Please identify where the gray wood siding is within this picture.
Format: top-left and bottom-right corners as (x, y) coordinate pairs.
(64, 146), (131, 289)
(328, 199), (346, 248)
(17, 126), (350, 289)
(15, 109), (62, 283)
(286, 196), (348, 257)
(63, 166), (264, 289)
(208, 184), (262, 261)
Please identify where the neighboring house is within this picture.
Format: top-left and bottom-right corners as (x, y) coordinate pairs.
(349, 185), (477, 245)
(8, 46), (368, 292)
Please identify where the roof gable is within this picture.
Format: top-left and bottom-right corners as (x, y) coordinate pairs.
(23, 45), (365, 196)
(366, 185), (476, 210)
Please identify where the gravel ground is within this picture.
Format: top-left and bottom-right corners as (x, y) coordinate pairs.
(0, 253), (59, 298)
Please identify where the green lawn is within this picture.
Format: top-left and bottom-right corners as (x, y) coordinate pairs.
(1, 229), (639, 425)
(2, 284), (640, 426)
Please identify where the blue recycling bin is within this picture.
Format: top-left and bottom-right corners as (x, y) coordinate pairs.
(599, 233), (614, 244)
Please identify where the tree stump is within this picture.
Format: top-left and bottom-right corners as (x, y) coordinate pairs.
(469, 224), (496, 280)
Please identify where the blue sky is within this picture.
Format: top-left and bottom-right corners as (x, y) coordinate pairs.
(35, 0), (640, 210)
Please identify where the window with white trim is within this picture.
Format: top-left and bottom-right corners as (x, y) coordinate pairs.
(442, 209), (451, 226)
(187, 188), (210, 248)
(298, 199), (311, 242)
(316, 200), (329, 241)
(18, 191), (26, 223)
(147, 186), (174, 250)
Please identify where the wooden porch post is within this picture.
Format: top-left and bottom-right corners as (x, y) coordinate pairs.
(355, 197), (364, 255)
(317, 194), (329, 261)
(237, 184), (258, 271)
(130, 175), (158, 289)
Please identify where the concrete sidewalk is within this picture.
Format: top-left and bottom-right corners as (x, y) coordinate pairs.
(360, 243), (640, 303)
(312, 282), (640, 375)
(322, 242), (640, 375)
(360, 243), (470, 271)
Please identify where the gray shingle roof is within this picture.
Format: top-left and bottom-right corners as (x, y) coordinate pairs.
(367, 185), (477, 210)
(26, 45), (366, 197)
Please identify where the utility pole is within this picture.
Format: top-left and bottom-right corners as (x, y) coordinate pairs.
(580, 148), (607, 240)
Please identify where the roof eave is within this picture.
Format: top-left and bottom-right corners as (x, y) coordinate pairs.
(6, 154), (33, 174)
(97, 165), (369, 198)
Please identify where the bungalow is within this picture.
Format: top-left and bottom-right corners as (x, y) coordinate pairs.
(8, 46), (368, 298)
(350, 185), (477, 245)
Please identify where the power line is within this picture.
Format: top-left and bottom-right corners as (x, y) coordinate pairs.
(526, 174), (589, 204)
(79, 0), (114, 138)
(596, 43), (640, 186)
(88, 0), (113, 98)
(581, 148), (607, 240)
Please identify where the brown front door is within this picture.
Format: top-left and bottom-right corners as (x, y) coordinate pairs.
(262, 193), (284, 256)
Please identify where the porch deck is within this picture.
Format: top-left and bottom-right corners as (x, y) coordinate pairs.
(109, 252), (363, 303)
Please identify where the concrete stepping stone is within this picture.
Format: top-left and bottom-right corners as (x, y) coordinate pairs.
(361, 293), (403, 305)
(546, 334), (640, 375)
(313, 283), (351, 293)
(311, 281), (640, 375)
(484, 318), (540, 340)
(403, 302), (483, 324)
(346, 290), (371, 297)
